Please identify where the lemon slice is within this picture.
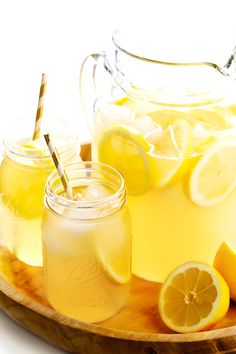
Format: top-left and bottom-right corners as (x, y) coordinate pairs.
(97, 124), (152, 195)
(158, 262), (229, 333)
(190, 107), (231, 129)
(21, 141), (42, 156)
(116, 97), (158, 116)
(21, 140), (46, 159)
(95, 214), (131, 284)
(151, 119), (192, 188)
(21, 139), (54, 167)
(214, 242), (236, 301)
(189, 137), (236, 207)
(98, 247), (131, 285)
(147, 109), (196, 128)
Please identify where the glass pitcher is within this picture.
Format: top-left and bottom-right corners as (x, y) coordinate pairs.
(80, 26), (236, 282)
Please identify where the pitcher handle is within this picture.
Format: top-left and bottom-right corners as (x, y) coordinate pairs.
(79, 52), (113, 133)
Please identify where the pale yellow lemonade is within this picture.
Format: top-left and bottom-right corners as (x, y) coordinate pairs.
(42, 162), (131, 323)
(0, 134), (78, 266)
(93, 97), (236, 282)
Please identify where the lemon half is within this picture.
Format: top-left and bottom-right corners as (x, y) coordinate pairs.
(158, 262), (229, 333)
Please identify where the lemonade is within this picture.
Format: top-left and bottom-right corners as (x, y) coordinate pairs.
(0, 131), (79, 266)
(42, 162), (131, 323)
(93, 97), (236, 282)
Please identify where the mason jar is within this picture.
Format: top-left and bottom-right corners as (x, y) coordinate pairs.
(0, 118), (80, 266)
(42, 161), (132, 323)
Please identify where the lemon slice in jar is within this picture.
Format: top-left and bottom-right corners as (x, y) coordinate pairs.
(20, 138), (52, 166)
(189, 137), (236, 207)
(97, 124), (152, 195)
(95, 211), (131, 285)
(96, 235), (131, 285)
(150, 119), (192, 188)
(158, 262), (229, 333)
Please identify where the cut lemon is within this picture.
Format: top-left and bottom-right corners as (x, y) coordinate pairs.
(189, 137), (236, 207)
(214, 242), (236, 301)
(190, 107), (231, 129)
(147, 109), (196, 128)
(158, 262), (229, 333)
(97, 124), (152, 195)
(150, 119), (192, 188)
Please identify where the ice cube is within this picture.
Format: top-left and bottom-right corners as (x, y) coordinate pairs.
(130, 116), (159, 135)
(97, 104), (135, 126)
(72, 193), (83, 201)
(83, 183), (112, 201)
(145, 127), (163, 144)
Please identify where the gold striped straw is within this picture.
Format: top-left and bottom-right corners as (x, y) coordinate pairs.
(44, 134), (74, 199)
(33, 73), (48, 140)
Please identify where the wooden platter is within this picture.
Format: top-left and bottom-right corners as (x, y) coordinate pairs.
(1, 143), (236, 354)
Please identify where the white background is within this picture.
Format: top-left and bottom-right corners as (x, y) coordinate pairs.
(1, 0), (236, 353)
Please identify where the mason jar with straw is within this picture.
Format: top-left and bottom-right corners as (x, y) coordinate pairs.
(42, 134), (132, 323)
(0, 74), (81, 266)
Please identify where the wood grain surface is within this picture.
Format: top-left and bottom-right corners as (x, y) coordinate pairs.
(1, 143), (236, 354)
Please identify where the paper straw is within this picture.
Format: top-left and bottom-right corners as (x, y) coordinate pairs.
(44, 134), (74, 199)
(33, 73), (47, 140)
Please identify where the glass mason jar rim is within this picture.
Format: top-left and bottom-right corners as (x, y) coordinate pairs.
(3, 135), (77, 160)
(3, 118), (79, 161)
(45, 161), (126, 218)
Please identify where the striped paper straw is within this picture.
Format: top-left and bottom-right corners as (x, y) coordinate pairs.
(33, 73), (47, 140)
(44, 134), (74, 199)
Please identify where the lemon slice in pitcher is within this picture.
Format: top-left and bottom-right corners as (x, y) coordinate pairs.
(150, 119), (192, 188)
(189, 137), (236, 207)
(97, 124), (152, 195)
(190, 107), (231, 129)
(158, 262), (229, 333)
(147, 109), (196, 128)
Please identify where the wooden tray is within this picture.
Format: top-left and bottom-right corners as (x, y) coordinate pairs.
(1, 143), (236, 354)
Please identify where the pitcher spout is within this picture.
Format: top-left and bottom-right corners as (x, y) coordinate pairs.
(219, 46), (236, 79)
